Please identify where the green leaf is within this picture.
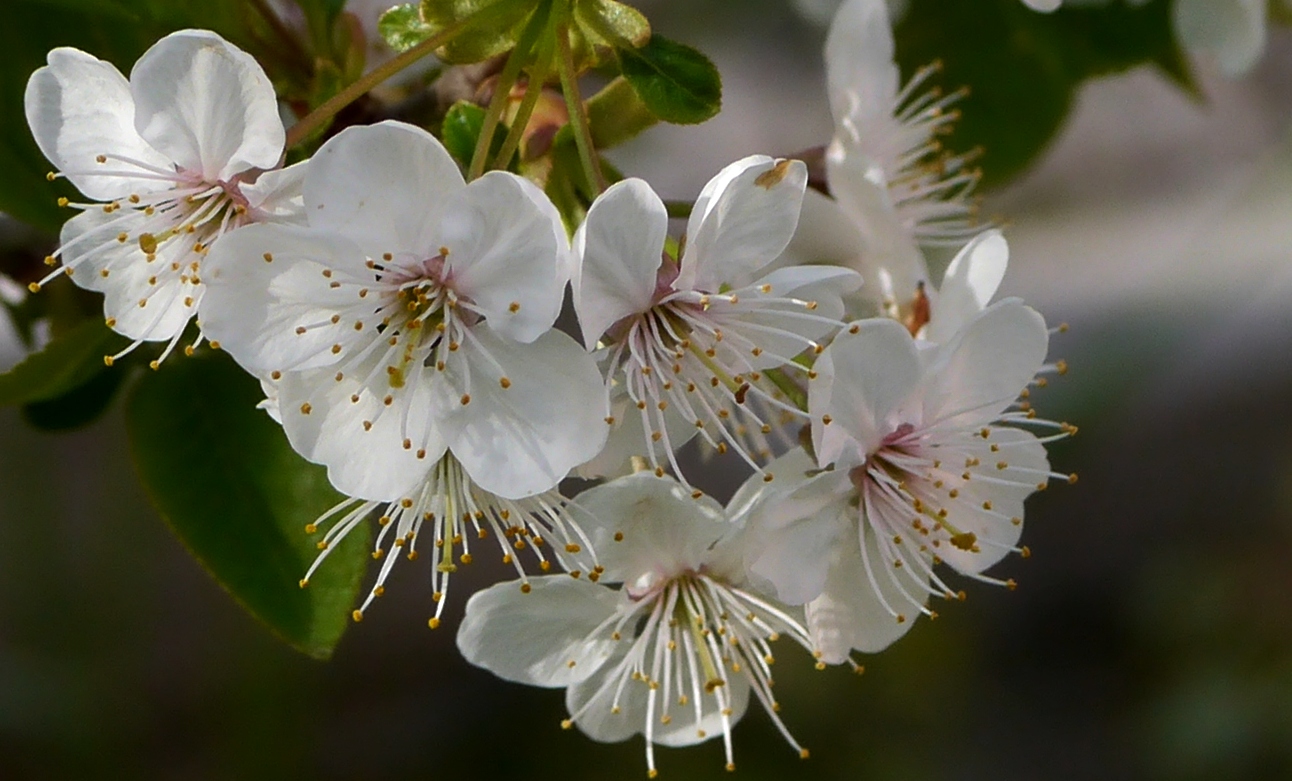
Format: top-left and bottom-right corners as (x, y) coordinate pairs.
(618, 34), (722, 126)
(0, 318), (123, 406)
(21, 363), (127, 431)
(125, 354), (370, 659)
(419, 0), (534, 63)
(440, 100), (513, 170)
(574, 0), (650, 49)
(379, 4), (436, 53)
(893, 0), (1188, 189)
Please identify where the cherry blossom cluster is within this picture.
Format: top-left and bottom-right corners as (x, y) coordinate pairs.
(23, 0), (1072, 773)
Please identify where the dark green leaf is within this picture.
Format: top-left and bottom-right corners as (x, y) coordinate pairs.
(618, 34), (721, 126)
(379, 4), (435, 53)
(893, 0), (1188, 189)
(21, 362), (127, 430)
(125, 354), (370, 659)
(0, 318), (123, 406)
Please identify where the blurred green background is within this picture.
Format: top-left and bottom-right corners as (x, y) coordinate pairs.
(3, 0), (1292, 779)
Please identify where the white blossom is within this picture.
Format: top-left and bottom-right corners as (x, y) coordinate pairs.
(572, 157), (860, 481)
(785, 0), (983, 322)
(24, 30), (304, 365)
(458, 473), (824, 776)
(200, 120), (607, 619)
(741, 301), (1073, 663)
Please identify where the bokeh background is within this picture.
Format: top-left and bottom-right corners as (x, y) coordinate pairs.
(3, 1), (1292, 779)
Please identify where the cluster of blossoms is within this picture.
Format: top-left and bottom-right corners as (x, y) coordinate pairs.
(24, 0), (1073, 773)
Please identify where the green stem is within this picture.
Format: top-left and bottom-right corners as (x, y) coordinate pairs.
(284, 19), (470, 149)
(554, 19), (604, 194)
(468, 4), (550, 180)
(490, 16), (558, 171)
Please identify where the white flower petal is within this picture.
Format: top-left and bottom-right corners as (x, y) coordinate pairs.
(921, 299), (1048, 428)
(654, 674), (751, 747)
(572, 179), (667, 349)
(60, 209), (193, 341)
(241, 160), (308, 226)
(448, 328), (608, 500)
(24, 48), (171, 202)
(1175, 0), (1266, 77)
(571, 472), (728, 585)
(678, 156), (808, 292)
(303, 121), (464, 258)
(1022, 0), (1063, 10)
(825, 144), (929, 314)
(439, 171), (566, 343)
(726, 448), (851, 605)
(277, 365), (450, 500)
(573, 380), (697, 479)
(924, 228), (1008, 343)
(130, 30), (283, 181)
(564, 646), (649, 743)
(780, 188), (864, 269)
(258, 376), (282, 423)
(457, 576), (621, 687)
(806, 522), (922, 662)
(200, 224), (371, 374)
(934, 426), (1048, 575)
(564, 646), (751, 746)
(686, 155), (771, 241)
(810, 318), (921, 466)
(824, 0), (900, 128)
(733, 265), (859, 369)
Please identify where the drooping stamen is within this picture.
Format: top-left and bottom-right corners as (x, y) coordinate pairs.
(562, 572), (815, 774)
